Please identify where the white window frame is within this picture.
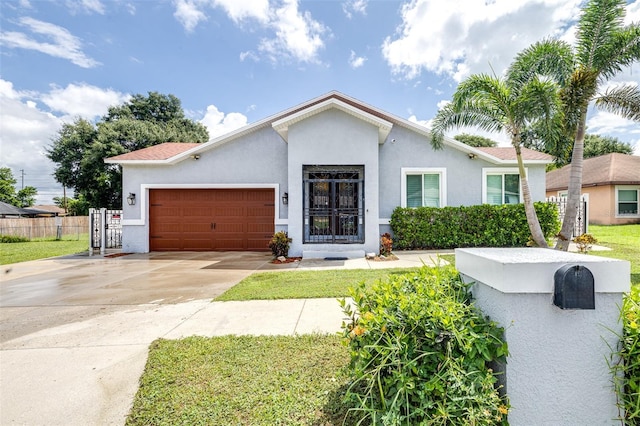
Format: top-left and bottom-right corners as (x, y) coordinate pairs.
(400, 168), (447, 208)
(615, 185), (640, 218)
(482, 168), (525, 205)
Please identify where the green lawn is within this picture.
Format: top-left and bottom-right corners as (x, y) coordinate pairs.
(0, 235), (88, 265)
(216, 267), (420, 301)
(588, 224), (639, 287)
(126, 335), (351, 426)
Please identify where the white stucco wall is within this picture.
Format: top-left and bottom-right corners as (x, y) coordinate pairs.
(378, 126), (548, 220)
(120, 127), (288, 252)
(456, 247), (630, 425)
(286, 108), (380, 257)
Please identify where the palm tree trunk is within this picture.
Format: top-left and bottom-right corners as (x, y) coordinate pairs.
(515, 145), (549, 248)
(555, 114), (587, 251)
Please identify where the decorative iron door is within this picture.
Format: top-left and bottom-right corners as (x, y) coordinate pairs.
(303, 166), (364, 243)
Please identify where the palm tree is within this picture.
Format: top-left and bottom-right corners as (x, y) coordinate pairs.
(510, 0), (640, 250)
(431, 71), (565, 248)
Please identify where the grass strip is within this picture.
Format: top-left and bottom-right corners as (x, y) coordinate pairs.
(126, 334), (350, 426)
(0, 235), (88, 265)
(216, 267), (420, 301)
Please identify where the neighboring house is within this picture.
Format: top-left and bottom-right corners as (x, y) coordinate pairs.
(546, 153), (640, 225)
(0, 201), (56, 218)
(106, 91), (552, 257)
(31, 205), (66, 216)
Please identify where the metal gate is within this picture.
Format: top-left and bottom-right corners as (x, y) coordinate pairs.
(89, 208), (122, 255)
(546, 195), (588, 238)
(303, 166), (365, 244)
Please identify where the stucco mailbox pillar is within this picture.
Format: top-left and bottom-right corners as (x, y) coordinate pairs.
(456, 247), (630, 425)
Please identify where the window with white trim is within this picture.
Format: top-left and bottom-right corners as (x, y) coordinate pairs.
(616, 186), (639, 217)
(401, 168), (446, 208)
(483, 168), (522, 205)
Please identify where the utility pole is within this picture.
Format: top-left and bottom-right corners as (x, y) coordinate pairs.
(19, 169), (25, 189)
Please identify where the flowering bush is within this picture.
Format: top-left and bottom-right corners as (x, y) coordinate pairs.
(340, 266), (509, 425)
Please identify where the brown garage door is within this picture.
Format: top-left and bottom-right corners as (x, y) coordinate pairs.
(149, 188), (274, 251)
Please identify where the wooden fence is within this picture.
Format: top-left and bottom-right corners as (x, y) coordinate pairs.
(0, 216), (89, 240)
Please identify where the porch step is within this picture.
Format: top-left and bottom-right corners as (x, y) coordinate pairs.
(302, 250), (365, 259)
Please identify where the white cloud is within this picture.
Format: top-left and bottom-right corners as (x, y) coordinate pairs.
(173, 0), (327, 63)
(173, 0), (208, 32)
(258, 0), (327, 64)
(239, 50), (259, 62)
(0, 79), (63, 204)
(200, 104), (248, 139)
(382, 0), (581, 82)
(342, 0), (368, 19)
(66, 0), (106, 15)
(0, 17), (100, 68)
(587, 110), (640, 136)
(41, 83), (130, 120)
(348, 50), (366, 69)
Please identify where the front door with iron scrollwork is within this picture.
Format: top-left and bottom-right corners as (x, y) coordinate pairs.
(303, 166), (364, 244)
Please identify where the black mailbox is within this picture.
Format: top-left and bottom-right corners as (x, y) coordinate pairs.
(553, 265), (595, 309)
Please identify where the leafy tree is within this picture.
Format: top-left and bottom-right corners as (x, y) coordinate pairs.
(0, 167), (38, 207)
(16, 186), (38, 208)
(0, 167), (19, 205)
(509, 0), (640, 250)
(48, 92), (209, 209)
(431, 65), (565, 248)
(453, 133), (498, 147)
(583, 134), (633, 158)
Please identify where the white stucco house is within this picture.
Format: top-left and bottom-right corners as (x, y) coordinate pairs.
(105, 91), (552, 258)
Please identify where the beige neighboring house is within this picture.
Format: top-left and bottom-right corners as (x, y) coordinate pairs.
(546, 153), (640, 225)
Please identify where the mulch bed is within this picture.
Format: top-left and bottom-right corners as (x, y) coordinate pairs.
(372, 254), (399, 261)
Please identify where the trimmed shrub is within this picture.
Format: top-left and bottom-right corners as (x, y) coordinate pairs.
(340, 266), (509, 425)
(268, 231), (292, 257)
(390, 202), (559, 249)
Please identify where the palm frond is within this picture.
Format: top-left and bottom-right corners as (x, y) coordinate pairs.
(576, 0), (627, 69)
(430, 101), (505, 150)
(508, 39), (575, 87)
(595, 84), (640, 121)
(598, 25), (640, 81)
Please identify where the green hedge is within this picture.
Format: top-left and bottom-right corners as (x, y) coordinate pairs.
(341, 266), (509, 424)
(390, 202), (559, 249)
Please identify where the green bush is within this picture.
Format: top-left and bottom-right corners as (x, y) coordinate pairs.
(390, 202), (559, 249)
(340, 266), (509, 425)
(613, 285), (640, 422)
(0, 235), (29, 243)
(268, 231), (292, 257)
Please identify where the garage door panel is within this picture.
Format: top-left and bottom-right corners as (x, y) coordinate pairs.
(149, 188), (274, 251)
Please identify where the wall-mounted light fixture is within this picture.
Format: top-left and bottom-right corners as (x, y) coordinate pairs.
(468, 153), (477, 159)
(191, 154), (201, 160)
(282, 192), (288, 205)
(126, 192), (136, 206)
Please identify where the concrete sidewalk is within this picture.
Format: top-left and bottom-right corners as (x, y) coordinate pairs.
(0, 297), (348, 425)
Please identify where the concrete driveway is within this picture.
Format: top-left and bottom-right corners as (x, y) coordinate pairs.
(0, 251), (349, 425)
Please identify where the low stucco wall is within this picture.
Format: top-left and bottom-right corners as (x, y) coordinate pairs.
(456, 247), (629, 425)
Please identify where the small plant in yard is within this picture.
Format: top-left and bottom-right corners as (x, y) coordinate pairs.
(340, 265), (509, 425)
(611, 285), (640, 422)
(268, 231), (292, 258)
(379, 232), (393, 256)
(573, 233), (598, 253)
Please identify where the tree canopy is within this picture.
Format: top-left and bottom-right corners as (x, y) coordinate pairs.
(47, 92), (209, 212)
(0, 167), (38, 207)
(583, 134), (633, 158)
(453, 133), (498, 148)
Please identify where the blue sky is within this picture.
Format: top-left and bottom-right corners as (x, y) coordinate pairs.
(1, 0), (639, 204)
